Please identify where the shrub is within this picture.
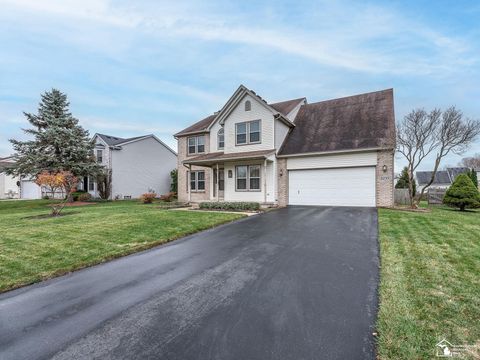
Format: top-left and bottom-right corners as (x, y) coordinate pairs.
(443, 174), (480, 211)
(199, 202), (260, 211)
(71, 190), (86, 201)
(170, 169), (178, 193)
(159, 192), (177, 202)
(78, 192), (92, 202)
(140, 192), (157, 204)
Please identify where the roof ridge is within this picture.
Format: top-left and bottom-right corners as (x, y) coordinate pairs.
(304, 89), (393, 107)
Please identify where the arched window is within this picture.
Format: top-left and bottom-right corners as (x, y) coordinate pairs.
(218, 128), (224, 149)
(245, 100), (251, 111)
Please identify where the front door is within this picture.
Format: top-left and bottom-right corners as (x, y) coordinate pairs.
(213, 168), (225, 199)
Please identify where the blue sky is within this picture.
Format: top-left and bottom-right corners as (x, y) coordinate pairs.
(1, 0), (479, 170)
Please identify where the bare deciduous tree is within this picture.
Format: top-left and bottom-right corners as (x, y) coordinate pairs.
(459, 153), (480, 169)
(397, 106), (480, 208)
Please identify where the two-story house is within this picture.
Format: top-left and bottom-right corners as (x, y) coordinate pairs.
(175, 85), (395, 207)
(79, 133), (177, 199)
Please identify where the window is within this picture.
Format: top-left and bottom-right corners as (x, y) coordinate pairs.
(236, 165), (261, 191)
(235, 120), (261, 145)
(245, 100), (251, 111)
(218, 128), (224, 150)
(96, 149), (103, 163)
(187, 135), (205, 155)
(88, 176), (95, 191)
(236, 122), (247, 145)
(190, 171), (205, 191)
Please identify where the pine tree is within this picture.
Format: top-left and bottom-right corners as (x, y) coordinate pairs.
(469, 168), (478, 188)
(443, 174), (480, 211)
(8, 89), (101, 179)
(395, 166), (416, 195)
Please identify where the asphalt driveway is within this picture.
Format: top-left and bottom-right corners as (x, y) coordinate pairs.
(0, 206), (379, 360)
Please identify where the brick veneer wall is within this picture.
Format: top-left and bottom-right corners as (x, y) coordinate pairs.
(177, 135), (211, 203)
(277, 158), (288, 207)
(376, 150), (394, 207)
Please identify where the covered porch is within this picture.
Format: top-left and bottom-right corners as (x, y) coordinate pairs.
(183, 150), (277, 205)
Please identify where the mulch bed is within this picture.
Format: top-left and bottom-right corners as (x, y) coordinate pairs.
(24, 212), (80, 220)
(49, 202), (97, 207)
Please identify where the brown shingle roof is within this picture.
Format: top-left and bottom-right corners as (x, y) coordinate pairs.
(279, 89), (395, 155)
(174, 114), (217, 137)
(183, 149), (275, 165)
(269, 98), (305, 116)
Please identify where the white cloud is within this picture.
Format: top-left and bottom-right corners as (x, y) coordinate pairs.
(1, 0), (476, 75)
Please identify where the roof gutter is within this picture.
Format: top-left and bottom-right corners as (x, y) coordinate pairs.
(277, 147), (393, 158)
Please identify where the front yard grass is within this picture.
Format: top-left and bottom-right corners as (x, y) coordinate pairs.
(0, 200), (245, 293)
(377, 205), (480, 359)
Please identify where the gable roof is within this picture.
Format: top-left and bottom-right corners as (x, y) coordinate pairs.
(269, 98), (305, 116)
(174, 85), (297, 137)
(174, 115), (217, 137)
(279, 89), (395, 156)
(447, 167), (470, 180)
(416, 167), (471, 186)
(416, 171), (451, 186)
(94, 133), (177, 155)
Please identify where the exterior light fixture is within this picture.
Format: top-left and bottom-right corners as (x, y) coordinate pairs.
(279, 169), (284, 176)
(382, 165), (388, 172)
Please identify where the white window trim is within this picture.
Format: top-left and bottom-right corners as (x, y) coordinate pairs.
(96, 149), (103, 163)
(235, 165), (261, 192)
(235, 120), (261, 146)
(189, 170), (206, 192)
(218, 128), (224, 150)
(187, 135), (205, 155)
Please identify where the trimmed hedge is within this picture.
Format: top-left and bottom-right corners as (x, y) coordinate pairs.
(199, 201), (260, 211)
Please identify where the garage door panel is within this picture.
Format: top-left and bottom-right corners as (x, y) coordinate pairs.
(288, 167), (376, 207)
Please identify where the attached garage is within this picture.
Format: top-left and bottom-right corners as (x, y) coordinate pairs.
(284, 151), (380, 207)
(288, 167), (376, 207)
(20, 180), (41, 199)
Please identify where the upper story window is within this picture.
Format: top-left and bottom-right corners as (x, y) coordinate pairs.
(187, 135), (205, 155)
(96, 149), (103, 163)
(236, 120), (261, 145)
(217, 128), (224, 150)
(245, 100), (251, 111)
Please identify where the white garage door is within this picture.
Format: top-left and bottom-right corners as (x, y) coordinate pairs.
(21, 180), (42, 199)
(288, 167), (376, 207)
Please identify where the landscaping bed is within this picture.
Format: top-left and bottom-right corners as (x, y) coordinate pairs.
(0, 200), (245, 292)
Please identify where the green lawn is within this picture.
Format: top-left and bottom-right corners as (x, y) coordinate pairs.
(377, 205), (480, 359)
(0, 200), (244, 293)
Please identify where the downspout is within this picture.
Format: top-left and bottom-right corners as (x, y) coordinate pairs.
(264, 158), (267, 204)
(216, 163), (219, 202)
(188, 164), (192, 203)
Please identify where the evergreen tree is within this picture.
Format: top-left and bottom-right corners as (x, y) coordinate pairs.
(395, 166), (416, 195)
(469, 168), (478, 188)
(8, 89), (101, 179)
(443, 174), (480, 211)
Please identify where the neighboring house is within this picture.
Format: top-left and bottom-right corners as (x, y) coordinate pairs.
(0, 156), (44, 199)
(0, 157), (20, 199)
(79, 134), (177, 199)
(174, 85), (395, 207)
(415, 167), (471, 193)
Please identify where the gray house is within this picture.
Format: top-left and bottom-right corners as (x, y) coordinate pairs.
(79, 134), (177, 199)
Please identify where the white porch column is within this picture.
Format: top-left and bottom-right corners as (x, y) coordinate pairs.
(188, 164), (192, 203)
(216, 163), (219, 202)
(263, 159), (267, 204)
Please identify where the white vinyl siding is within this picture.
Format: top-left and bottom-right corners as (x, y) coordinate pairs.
(223, 94), (275, 153)
(286, 152), (377, 170)
(288, 167), (376, 207)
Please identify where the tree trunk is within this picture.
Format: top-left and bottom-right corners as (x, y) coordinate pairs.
(460, 204), (466, 211)
(65, 184), (74, 203)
